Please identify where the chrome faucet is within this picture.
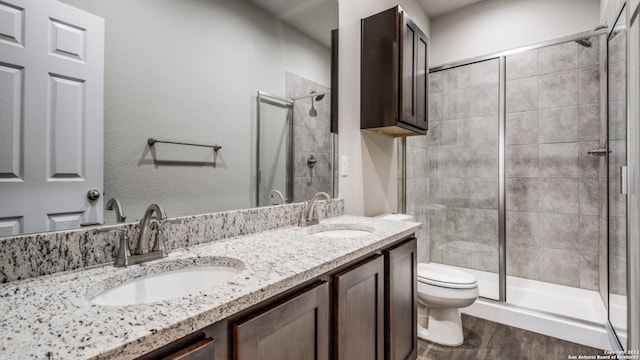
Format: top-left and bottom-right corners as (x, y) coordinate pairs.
(114, 203), (168, 267)
(304, 192), (331, 226)
(105, 198), (126, 223)
(136, 204), (167, 255)
(269, 190), (287, 205)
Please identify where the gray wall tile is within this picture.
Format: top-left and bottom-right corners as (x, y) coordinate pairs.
(469, 209), (499, 241)
(578, 104), (600, 141)
(538, 248), (580, 287)
(430, 71), (443, 93)
(442, 207), (470, 238)
(579, 254), (599, 290)
(441, 178), (469, 208)
(538, 107), (578, 143)
(438, 148), (470, 178)
(506, 50), (537, 80)
(469, 84), (499, 117)
(440, 119), (468, 149)
(506, 77), (538, 112)
(608, 61), (625, 102)
(580, 179), (599, 215)
(539, 213), (580, 251)
(608, 100), (626, 140)
(539, 143), (580, 178)
(506, 211), (539, 246)
(579, 141), (600, 179)
(468, 59), (500, 87)
(468, 147), (498, 178)
(430, 92), (443, 122)
(444, 65), (471, 91)
(609, 255), (627, 295)
(580, 215), (599, 254)
(469, 178), (498, 209)
(406, 146), (429, 179)
(507, 244), (540, 279)
(506, 178), (539, 212)
(506, 111), (538, 145)
(444, 88), (471, 120)
(406, 178), (428, 213)
(578, 36), (599, 67)
(538, 70), (579, 109)
(538, 42), (578, 75)
(579, 66), (599, 104)
(506, 145), (538, 178)
(539, 179), (580, 214)
(468, 115), (498, 148)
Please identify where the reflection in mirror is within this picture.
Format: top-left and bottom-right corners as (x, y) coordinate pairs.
(607, 4), (627, 349)
(0, 0), (338, 237)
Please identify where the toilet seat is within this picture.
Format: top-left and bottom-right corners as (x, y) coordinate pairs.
(417, 263), (477, 289)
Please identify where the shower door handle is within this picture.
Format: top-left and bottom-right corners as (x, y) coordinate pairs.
(587, 147), (608, 157)
(621, 166), (628, 195)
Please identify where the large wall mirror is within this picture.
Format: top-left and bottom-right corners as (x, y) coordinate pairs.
(0, 0), (338, 237)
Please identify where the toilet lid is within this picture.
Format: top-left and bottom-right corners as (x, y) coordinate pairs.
(417, 263), (477, 289)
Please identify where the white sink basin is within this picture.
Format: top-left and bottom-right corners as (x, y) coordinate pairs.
(89, 259), (243, 306)
(309, 224), (374, 238)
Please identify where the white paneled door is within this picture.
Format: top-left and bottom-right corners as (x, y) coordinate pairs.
(0, 0), (104, 236)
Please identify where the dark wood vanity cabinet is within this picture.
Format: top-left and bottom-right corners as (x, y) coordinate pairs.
(233, 281), (330, 360)
(361, 6), (429, 136)
(137, 237), (417, 360)
(333, 255), (385, 359)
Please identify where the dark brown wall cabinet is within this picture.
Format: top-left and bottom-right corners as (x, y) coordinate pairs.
(361, 6), (429, 136)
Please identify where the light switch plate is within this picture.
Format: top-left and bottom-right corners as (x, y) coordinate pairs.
(340, 156), (348, 177)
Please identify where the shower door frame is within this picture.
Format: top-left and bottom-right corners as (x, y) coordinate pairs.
(414, 28), (610, 303)
(256, 91), (295, 207)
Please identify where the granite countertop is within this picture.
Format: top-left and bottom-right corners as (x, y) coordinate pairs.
(0, 215), (420, 360)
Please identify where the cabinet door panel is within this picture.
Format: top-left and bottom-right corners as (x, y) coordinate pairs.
(386, 238), (418, 360)
(334, 255), (384, 360)
(401, 17), (416, 126)
(415, 32), (428, 130)
(234, 281), (329, 360)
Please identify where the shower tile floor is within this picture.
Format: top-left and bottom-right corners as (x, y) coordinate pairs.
(418, 314), (605, 360)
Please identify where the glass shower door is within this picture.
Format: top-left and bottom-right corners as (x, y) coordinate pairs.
(427, 59), (501, 300)
(504, 35), (605, 321)
(256, 92), (294, 207)
(607, 6), (627, 348)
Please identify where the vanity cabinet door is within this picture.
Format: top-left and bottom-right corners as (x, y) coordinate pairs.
(234, 281), (329, 360)
(385, 238), (417, 360)
(333, 255), (385, 360)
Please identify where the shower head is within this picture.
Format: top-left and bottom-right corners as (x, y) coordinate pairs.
(575, 38), (592, 48)
(315, 94), (325, 101)
(309, 96), (318, 117)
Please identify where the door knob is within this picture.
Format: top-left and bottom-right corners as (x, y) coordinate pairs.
(87, 189), (101, 201)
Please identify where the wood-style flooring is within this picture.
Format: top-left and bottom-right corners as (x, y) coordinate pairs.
(418, 314), (606, 360)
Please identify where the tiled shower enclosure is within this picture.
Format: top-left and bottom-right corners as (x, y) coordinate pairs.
(409, 36), (604, 301)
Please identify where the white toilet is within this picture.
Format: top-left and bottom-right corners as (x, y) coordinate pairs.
(374, 213), (479, 346)
(416, 262), (479, 346)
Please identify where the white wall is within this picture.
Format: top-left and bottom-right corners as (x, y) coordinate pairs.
(431, 0), (601, 66)
(338, 0), (430, 216)
(60, 0), (330, 221)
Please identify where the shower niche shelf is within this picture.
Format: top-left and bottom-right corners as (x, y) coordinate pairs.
(361, 6), (429, 137)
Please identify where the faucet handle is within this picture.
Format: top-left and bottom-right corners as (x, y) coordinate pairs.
(151, 223), (167, 256)
(114, 231), (131, 267)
